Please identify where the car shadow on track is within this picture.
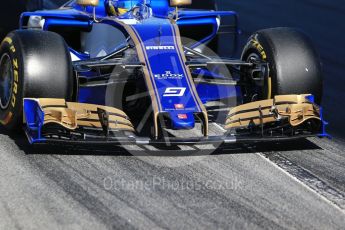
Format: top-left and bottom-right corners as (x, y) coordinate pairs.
(0, 129), (322, 157)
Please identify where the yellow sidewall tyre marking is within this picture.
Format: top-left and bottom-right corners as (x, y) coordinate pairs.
(0, 35), (20, 127)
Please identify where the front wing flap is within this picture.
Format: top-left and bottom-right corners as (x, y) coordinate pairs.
(226, 95), (321, 129)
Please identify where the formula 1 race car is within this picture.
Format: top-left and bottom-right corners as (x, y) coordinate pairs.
(0, 0), (328, 146)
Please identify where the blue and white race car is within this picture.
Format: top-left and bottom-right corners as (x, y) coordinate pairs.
(0, 0), (328, 146)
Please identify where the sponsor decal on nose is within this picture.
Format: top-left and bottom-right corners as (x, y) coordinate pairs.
(154, 71), (184, 80)
(146, 46), (175, 50)
(177, 114), (188, 120)
(174, 104), (184, 110)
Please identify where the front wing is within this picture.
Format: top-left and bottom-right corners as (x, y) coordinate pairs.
(23, 95), (329, 146)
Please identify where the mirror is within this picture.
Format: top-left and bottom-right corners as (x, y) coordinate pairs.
(170, 0), (192, 7)
(76, 0), (100, 7)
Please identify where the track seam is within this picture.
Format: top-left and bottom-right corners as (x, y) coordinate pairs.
(256, 152), (345, 215)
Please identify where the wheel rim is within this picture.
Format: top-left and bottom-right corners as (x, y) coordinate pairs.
(0, 53), (14, 110)
(244, 52), (268, 102)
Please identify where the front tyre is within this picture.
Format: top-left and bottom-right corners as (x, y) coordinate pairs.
(241, 27), (323, 103)
(0, 30), (73, 131)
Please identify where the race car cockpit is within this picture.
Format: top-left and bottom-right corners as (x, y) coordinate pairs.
(104, 0), (152, 19)
(105, 0), (133, 16)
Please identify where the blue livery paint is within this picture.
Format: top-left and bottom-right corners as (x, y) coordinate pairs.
(131, 19), (200, 111)
(128, 18), (202, 128)
(196, 84), (240, 104)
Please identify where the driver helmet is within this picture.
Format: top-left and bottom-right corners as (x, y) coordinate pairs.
(105, 0), (140, 16)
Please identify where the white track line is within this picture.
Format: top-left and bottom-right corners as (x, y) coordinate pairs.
(256, 152), (345, 215)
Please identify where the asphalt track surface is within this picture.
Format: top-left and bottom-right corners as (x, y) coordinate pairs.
(1, 1), (345, 229)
